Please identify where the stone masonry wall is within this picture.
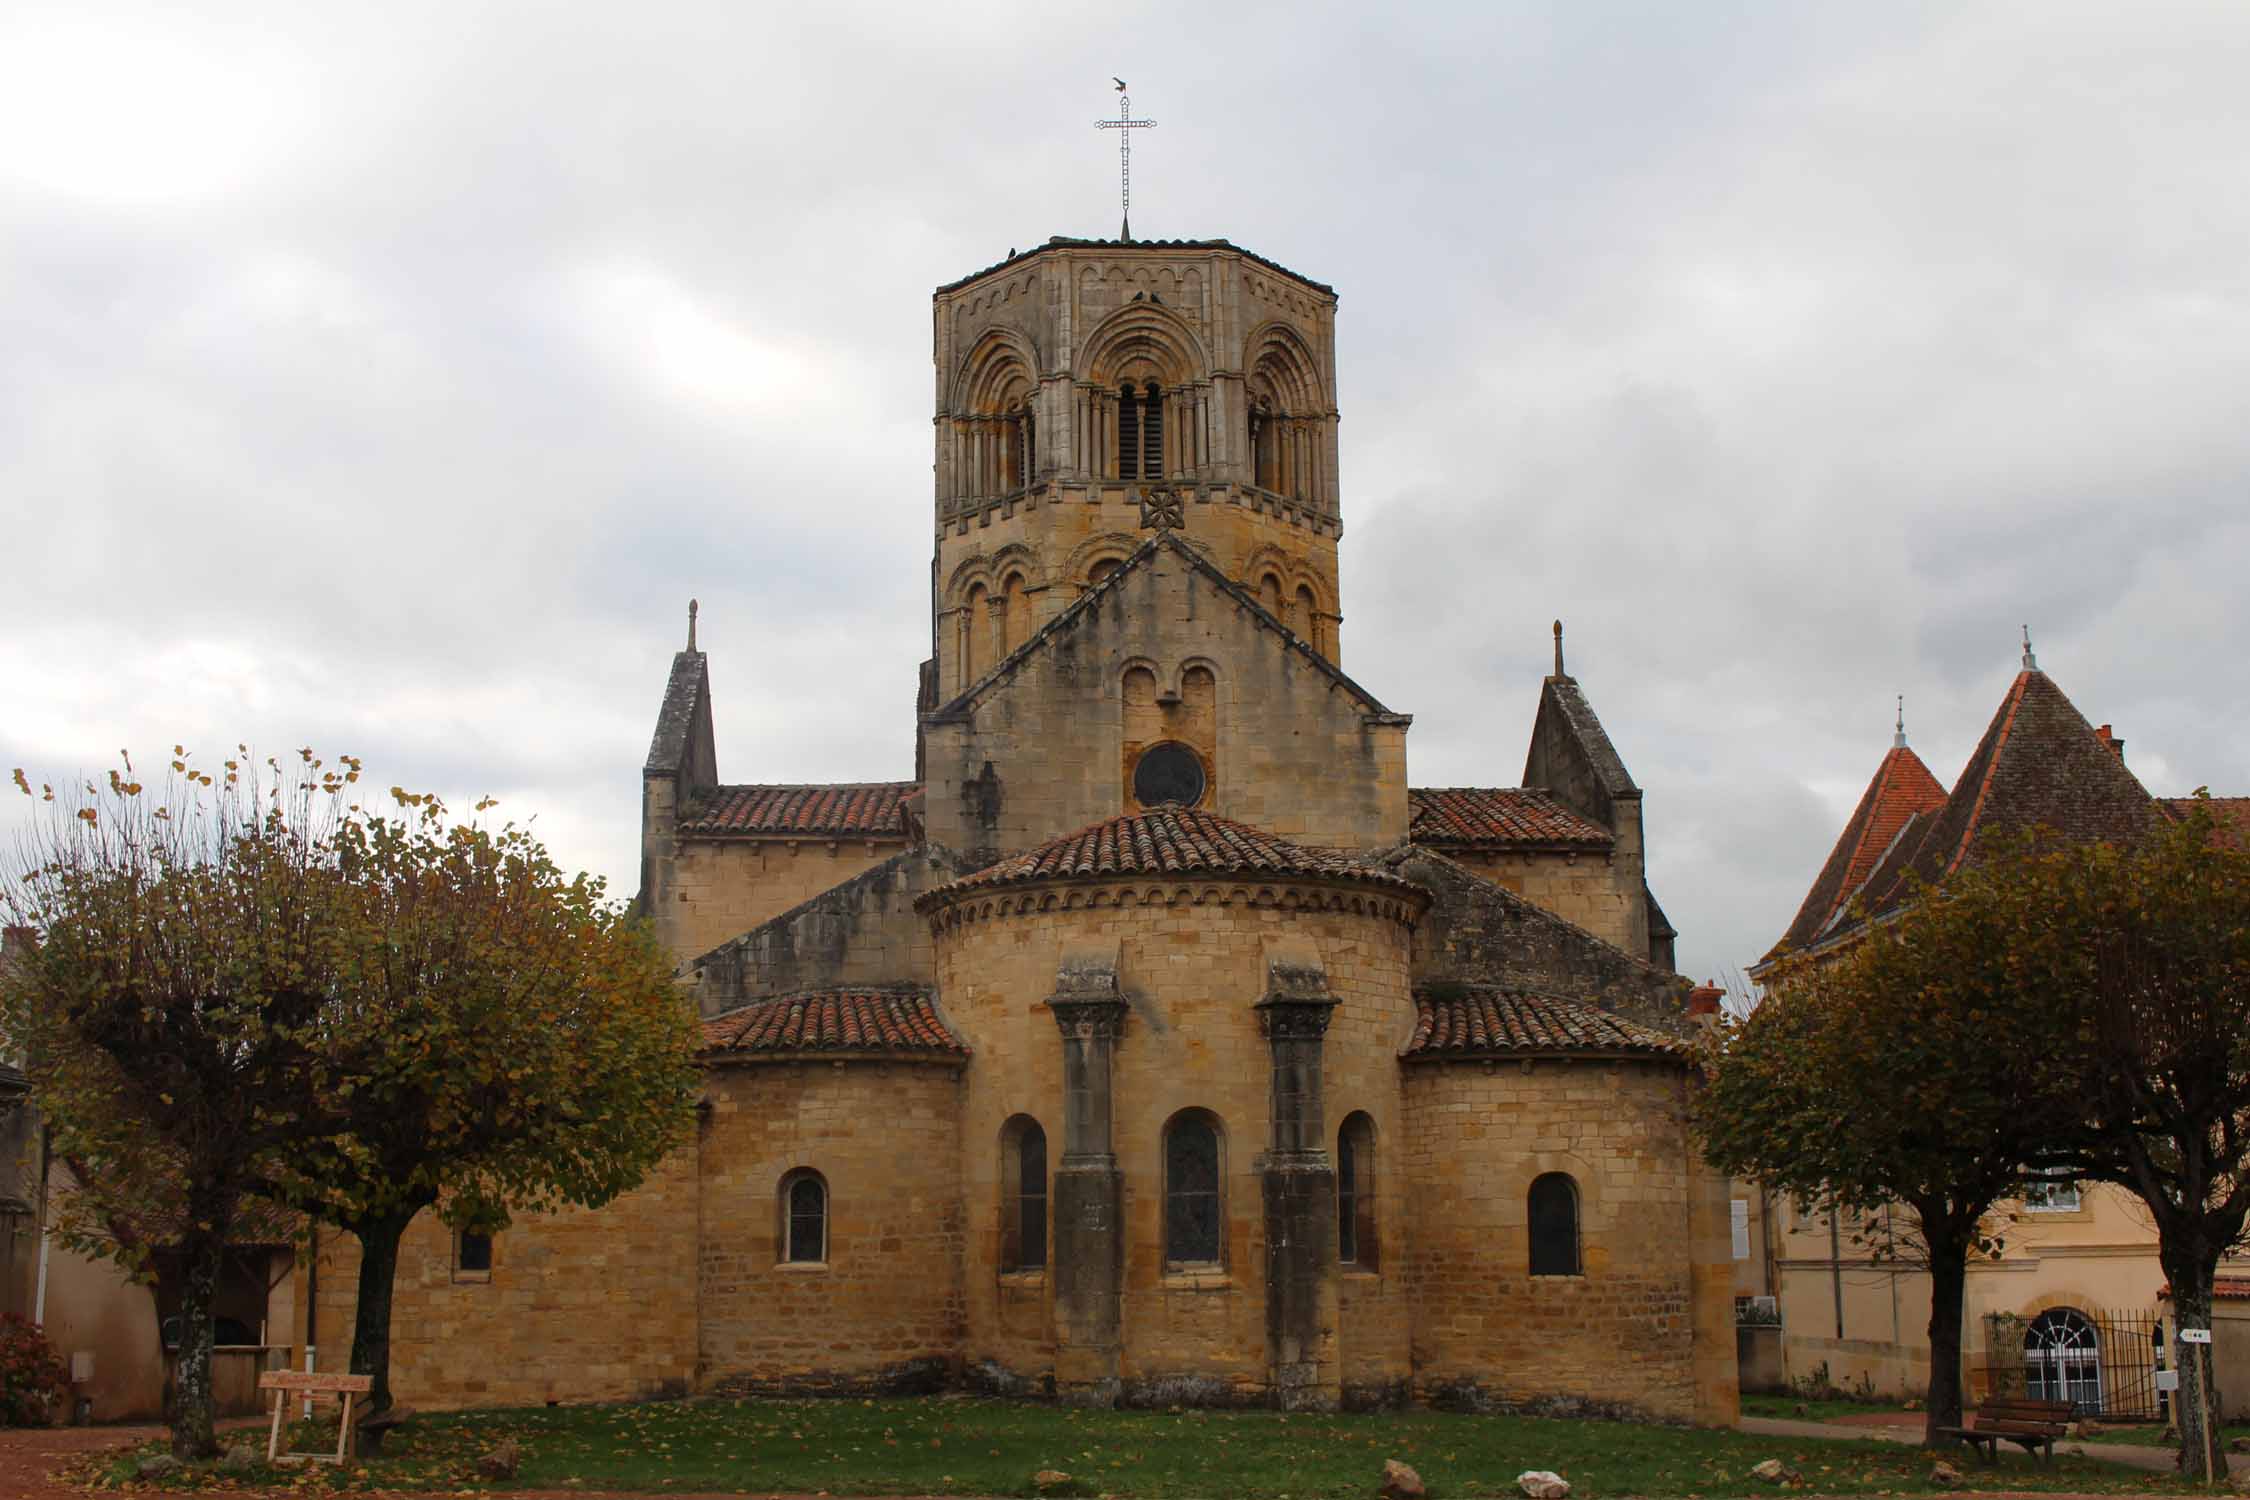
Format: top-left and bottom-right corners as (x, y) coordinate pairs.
(699, 1061), (966, 1394)
(923, 548), (1408, 861)
(661, 836), (906, 965)
(1393, 850), (1687, 1031)
(1399, 1059), (1705, 1421)
(934, 881), (1416, 1405)
(685, 848), (965, 1015)
(1442, 849), (1635, 954)
(307, 1148), (699, 1411)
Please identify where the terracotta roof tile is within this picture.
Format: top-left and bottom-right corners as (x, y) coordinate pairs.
(932, 806), (1417, 897)
(1768, 744), (1949, 958)
(700, 988), (965, 1059)
(2167, 797), (2250, 849)
(680, 782), (917, 838)
(1408, 787), (1613, 848)
(1403, 987), (1685, 1059)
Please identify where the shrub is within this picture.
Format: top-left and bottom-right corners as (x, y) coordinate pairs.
(0, 1312), (70, 1427)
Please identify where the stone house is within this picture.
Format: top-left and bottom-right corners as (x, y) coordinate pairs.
(304, 235), (1737, 1422)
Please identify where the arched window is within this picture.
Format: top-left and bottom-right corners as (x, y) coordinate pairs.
(1528, 1172), (1580, 1277)
(962, 583), (989, 683)
(1141, 383), (1163, 478)
(2026, 1308), (2104, 1411)
(1164, 1111), (1224, 1269)
(1087, 557), (1122, 588)
(1337, 1112), (1377, 1268)
(1259, 573), (1285, 620)
(1000, 1116), (1048, 1271)
(1249, 398), (1271, 489)
(781, 1170), (827, 1264)
(1001, 571), (1030, 655)
(1294, 585), (1319, 647)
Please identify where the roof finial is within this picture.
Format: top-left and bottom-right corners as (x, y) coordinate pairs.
(1894, 694), (1907, 749)
(2021, 623), (2037, 671)
(687, 598), (699, 653)
(1552, 619), (1566, 679)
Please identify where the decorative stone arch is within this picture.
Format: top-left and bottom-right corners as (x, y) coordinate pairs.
(1242, 320), (1326, 414)
(944, 552), (1000, 605)
(1062, 532), (1143, 593)
(1078, 302), (1209, 389)
(952, 326), (1041, 413)
(949, 327), (1042, 500)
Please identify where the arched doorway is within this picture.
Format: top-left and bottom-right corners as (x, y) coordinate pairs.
(2026, 1307), (2103, 1411)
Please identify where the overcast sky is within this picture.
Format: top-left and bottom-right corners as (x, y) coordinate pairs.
(4, 1), (2246, 986)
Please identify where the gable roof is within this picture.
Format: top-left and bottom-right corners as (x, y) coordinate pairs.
(922, 806), (1418, 901)
(928, 529), (1404, 724)
(680, 782), (918, 839)
(1528, 674), (1639, 799)
(1871, 670), (2159, 912)
(644, 648), (709, 775)
(2167, 796), (2250, 848)
(1769, 743), (1950, 957)
(1403, 986), (1686, 1061)
(1407, 787), (1614, 849)
(1779, 669), (2165, 959)
(700, 988), (967, 1061)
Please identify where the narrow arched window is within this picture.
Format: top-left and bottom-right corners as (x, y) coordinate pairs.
(1337, 1112), (1377, 1268)
(1000, 572), (1029, 655)
(781, 1170), (827, 1264)
(1249, 400), (1270, 489)
(1141, 383), (1164, 479)
(1294, 585), (1319, 646)
(1087, 557), (1122, 589)
(1001, 1116), (1048, 1271)
(1165, 1111), (1223, 1268)
(1528, 1172), (1580, 1276)
(963, 583), (989, 683)
(1021, 406), (1036, 486)
(1117, 383), (1141, 479)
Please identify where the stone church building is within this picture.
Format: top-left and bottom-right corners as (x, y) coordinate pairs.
(309, 236), (1737, 1423)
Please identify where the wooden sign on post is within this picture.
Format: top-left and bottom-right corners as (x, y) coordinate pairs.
(257, 1370), (375, 1467)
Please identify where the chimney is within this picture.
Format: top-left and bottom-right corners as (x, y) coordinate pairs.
(2095, 724), (2125, 762)
(1686, 982), (1725, 1017)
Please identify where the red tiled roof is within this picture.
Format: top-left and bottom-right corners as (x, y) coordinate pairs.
(680, 782), (918, 838)
(1403, 987), (1685, 1059)
(2166, 797), (2250, 849)
(1863, 672), (2160, 919)
(933, 807), (1417, 896)
(1408, 787), (1613, 849)
(700, 989), (965, 1059)
(1769, 744), (1949, 958)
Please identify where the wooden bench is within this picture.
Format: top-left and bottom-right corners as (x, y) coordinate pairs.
(257, 1370), (375, 1467)
(1935, 1396), (2076, 1462)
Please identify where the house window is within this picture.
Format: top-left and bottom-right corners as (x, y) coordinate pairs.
(781, 1170), (827, 1264)
(1528, 1172), (1581, 1276)
(2025, 1307), (2104, 1412)
(1337, 1112), (1377, 1268)
(1164, 1111), (1223, 1268)
(455, 1231), (493, 1278)
(1001, 1116), (1047, 1271)
(2023, 1170), (2081, 1213)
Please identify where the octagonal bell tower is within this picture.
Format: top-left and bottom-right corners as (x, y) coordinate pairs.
(930, 237), (1342, 702)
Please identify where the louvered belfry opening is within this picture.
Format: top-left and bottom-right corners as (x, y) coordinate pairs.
(1117, 382), (1141, 479)
(1140, 383), (1163, 479)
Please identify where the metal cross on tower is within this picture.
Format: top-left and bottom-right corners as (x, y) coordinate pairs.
(1096, 79), (1157, 240)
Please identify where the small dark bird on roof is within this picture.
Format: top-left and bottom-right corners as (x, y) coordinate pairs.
(1114, 77), (1127, 91)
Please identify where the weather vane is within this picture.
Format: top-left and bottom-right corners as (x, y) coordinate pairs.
(1096, 79), (1157, 241)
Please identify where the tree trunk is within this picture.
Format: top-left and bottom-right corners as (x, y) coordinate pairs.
(2164, 1244), (2228, 1483)
(168, 1232), (225, 1460)
(346, 1205), (425, 1422)
(1920, 1214), (1971, 1448)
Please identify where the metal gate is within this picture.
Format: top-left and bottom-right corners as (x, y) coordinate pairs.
(1986, 1308), (2167, 1420)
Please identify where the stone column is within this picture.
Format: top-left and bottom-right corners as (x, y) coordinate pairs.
(1049, 953), (1127, 1406)
(1255, 952), (1340, 1411)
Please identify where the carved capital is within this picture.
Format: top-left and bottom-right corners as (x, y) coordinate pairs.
(1050, 997), (1128, 1041)
(1255, 995), (1337, 1041)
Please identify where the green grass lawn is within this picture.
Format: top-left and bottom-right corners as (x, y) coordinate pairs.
(100, 1395), (2208, 1497)
(1739, 1393), (1917, 1424)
